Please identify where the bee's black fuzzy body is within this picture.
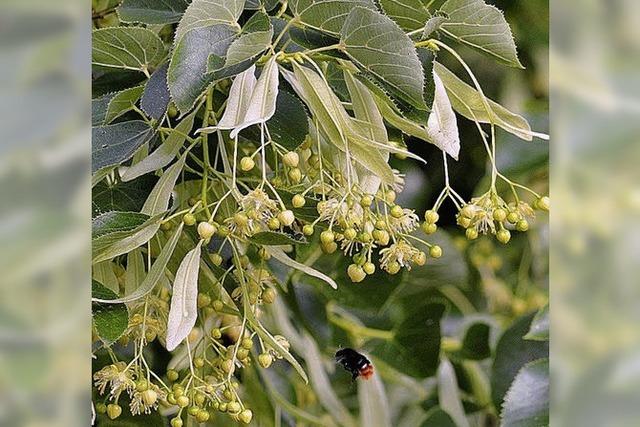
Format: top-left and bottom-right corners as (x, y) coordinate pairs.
(335, 348), (374, 380)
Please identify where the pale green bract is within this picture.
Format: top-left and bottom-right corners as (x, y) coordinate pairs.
(427, 66), (461, 159)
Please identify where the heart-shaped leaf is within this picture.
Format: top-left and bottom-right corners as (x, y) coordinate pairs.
(117, 0), (190, 25)
(103, 85), (144, 124)
(174, 0), (244, 43)
(250, 231), (307, 246)
(92, 120), (155, 173)
(378, 0), (430, 31)
(92, 27), (165, 75)
(289, 0), (376, 36)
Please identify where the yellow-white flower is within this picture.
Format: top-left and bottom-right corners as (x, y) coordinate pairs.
(93, 362), (135, 398)
(380, 240), (420, 271)
(387, 208), (419, 233)
(130, 383), (166, 415)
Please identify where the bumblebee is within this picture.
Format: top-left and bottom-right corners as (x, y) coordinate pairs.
(335, 348), (374, 380)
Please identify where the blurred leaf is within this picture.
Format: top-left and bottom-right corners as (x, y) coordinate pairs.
(117, 0), (189, 25)
(369, 302), (444, 378)
(524, 304), (549, 341)
(92, 280), (128, 344)
(289, 0), (376, 36)
(439, 0), (523, 68)
(250, 231), (307, 245)
(140, 63), (170, 120)
(491, 313), (549, 410)
(341, 7), (427, 111)
(358, 373), (392, 427)
(92, 27), (165, 74)
(459, 322), (491, 360)
(500, 359), (549, 427)
(166, 240), (203, 351)
(92, 120), (155, 173)
(420, 407), (457, 427)
(437, 357), (470, 427)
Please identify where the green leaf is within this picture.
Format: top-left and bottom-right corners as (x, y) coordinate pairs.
(93, 261), (120, 294)
(92, 93), (115, 126)
(141, 152), (188, 215)
(439, 0), (523, 68)
(166, 240), (203, 351)
(168, 24), (238, 114)
(289, 0), (376, 36)
(92, 27), (165, 74)
(459, 322), (491, 360)
(341, 7), (427, 110)
(378, 0), (430, 31)
(174, 0), (244, 43)
(92, 120), (155, 173)
(92, 211), (150, 239)
(122, 110), (197, 181)
(491, 312), (549, 410)
(369, 302), (445, 378)
(92, 174), (157, 216)
(500, 359), (549, 427)
(420, 407), (457, 427)
(92, 280), (128, 344)
(104, 85), (144, 124)
(524, 304), (549, 341)
(437, 357), (470, 427)
(94, 223), (184, 304)
(117, 0), (190, 25)
(428, 65), (460, 159)
(208, 12), (274, 79)
(140, 63), (170, 120)
(422, 13), (449, 39)
(250, 231), (307, 246)
(263, 90), (309, 151)
(92, 213), (164, 264)
(433, 62), (534, 141)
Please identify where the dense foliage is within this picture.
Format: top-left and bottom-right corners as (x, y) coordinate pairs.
(91, 0), (549, 425)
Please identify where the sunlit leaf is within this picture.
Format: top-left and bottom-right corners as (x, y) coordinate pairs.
(92, 280), (128, 344)
(500, 359), (549, 427)
(289, 0), (375, 36)
(117, 0), (190, 25)
(92, 27), (165, 74)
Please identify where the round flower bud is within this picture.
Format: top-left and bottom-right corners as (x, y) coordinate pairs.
(187, 407), (199, 417)
(375, 219), (387, 229)
(237, 348), (249, 359)
(292, 194), (306, 208)
(413, 251), (427, 266)
(385, 190), (397, 203)
(239, 409), (254, 424)
(267, 217), (281, 230)
(194, 357), (205, 368)
(429, 245), (443, 258)
(506, 212), (520, 224)
(258, 247), (271, 260)
(141, 389), (158, 406)
(516, 219), (529, 232)
(262, 287), (276, 304)
(363, 262), (376, 275)
(537, 196), (550, 211)
(218, 402), (228, 412)
(390, 204), (404, 218)
(322, 241), (338, 254)
(233, 212), (249, 227)
(161, 221), (173, 231)
(422, 222), (437, 235)
(460, 205), (475, 219)
(466, 228), (478, 240)
(211, 328), (222, 339)
(320, 230), (335, 244)
(303, 224), (314, 236)
(359, 232), (372, 243)
(182, 213), (196, 226)
(227, 401), (241, 414)
(374, 229), (390, 246)
(197, 293), (211, 309)
(96, 403), (107, 414)
(258, 353), (273, 368)
(496, 229), (511, 244)
(288, 167), (303, 183)
(241, 337), (253, 350)
(458, 216), (472, 228)
(344, 228), (357, 240)
(212, 300), (224, 311)
(278, 210), (295, 226)
(194, 393), (206, 406)
(106, 404), (122, 420)
(240, 157), (255, 171)
(171, 417), (183, 427)
(136, 379), (149, 392)
(221, 359), (234, 374)
(424, 210), (439, 223)
(347, 264), (366, 282)
(209, 253), (223, 266)
(387, 261), (401, 275)
(195, 409), (210, 423)
(360, 195), (373, 207)
(197, 222), (216, 240)
(492, 208), (507, 222)
(176, 396), (190, 408)
(167, 369), (179, 382)
(283, 151), (300, 167)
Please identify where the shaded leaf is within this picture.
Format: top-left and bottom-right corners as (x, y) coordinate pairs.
(263, 90), (309, 151)
(104, 85), (144, 124)
(92, 174), (157, 216)
(140, 63), (170, 120)
(124, 248), (145, 296)
(491, 313), (549, 410)
(427, 66), (460, 159)
(92, 213), (164, 264)
(92, 120), (155, 173)
(92, 27), (165, 74)
(460, 322), (491, 360)
(420, 407), (457, 427)
(378, 0), (430, 31)
(439, 0), (523, 68)
(122, 110), (196, 181)
(524, 304), (549, 341)
(92, 280), (128, 344)
(92, 211), (150, 239)
(250, 231), (307, 246)
(166, 241), (203, 351)
(117, 0), (190, 25)
(168, 24), (238, 113)
(501, 359), (549, 427)
(289, 0), (376, 36)
(433, 62), (534, 141)
(341, 7), (426, 110)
